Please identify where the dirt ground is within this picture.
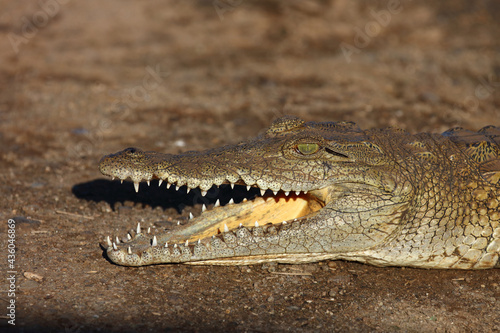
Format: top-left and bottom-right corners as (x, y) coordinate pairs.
(0, 0), (499, 332)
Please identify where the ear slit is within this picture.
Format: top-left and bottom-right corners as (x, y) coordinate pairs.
(325, 148), (349, 158)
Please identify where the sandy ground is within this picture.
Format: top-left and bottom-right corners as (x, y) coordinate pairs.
(0, 0), (499, 332)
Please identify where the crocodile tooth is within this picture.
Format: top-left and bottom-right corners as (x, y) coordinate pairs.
(228, 198), (234, 205)
(247, 185), (251, 191)
(112, 242), (118, 251)
(136, 222), (141, 234)
(147, 181), (150, 186)
(239, 223), (243, 228)
(295, 191), (300, 195)
(158, 179), (163, 187)
(185, 240), (189, 246)
(166, 183), (171, 189)
(147, 227), (151, 234)
(282, 221), (287, 224)
(189, 212), (194, 219)
(106, 236), (112, 247)
(201, 190), (207, 197)
(127, 233), (132, 240)
(242, 198), (247, 202)
(111, 176), (115, 181)
(152, 236), (157, 246)
(224, 224), (229, 232)
(134, 182), (139, 192)
(197, 239), (201, 244)
(285, 191), (290, 196)
(175, 185), (180, 191)
(164, 242), (168, 248)
(120, 180), (124, 184)
(115, 236), (120, 244)
(304, 191), (308, 194)
(255, 221), (259, 227)
(214, 199), (220, 207)
(260, 189), (265, 196)
(186, 187), (191, 194)
(174, 243), (178, 248)
(202, 204), (207, 212)
(273, 190), (278, 195)
(230, 183), (235, 189)
(177, 221), (181, 225)
(127, 246), (132, 255)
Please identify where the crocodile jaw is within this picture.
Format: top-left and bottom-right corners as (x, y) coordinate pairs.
(103, 184), (327, 266)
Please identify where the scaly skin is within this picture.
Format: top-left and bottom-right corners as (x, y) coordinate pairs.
(99, 116), (500, 269)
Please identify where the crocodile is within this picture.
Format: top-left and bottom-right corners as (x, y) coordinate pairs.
(98, 116), (500, 269)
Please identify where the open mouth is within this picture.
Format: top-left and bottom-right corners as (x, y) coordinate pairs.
(98, 145), (334, 266)
(105, 180), (327, 256)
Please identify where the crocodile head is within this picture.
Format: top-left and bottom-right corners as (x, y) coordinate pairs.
(99, 116), (415, 266)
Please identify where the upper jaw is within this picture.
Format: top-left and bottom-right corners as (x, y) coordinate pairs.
(98, 147), (323, 195)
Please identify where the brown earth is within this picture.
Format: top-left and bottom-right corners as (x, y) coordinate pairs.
(1, 1), (499, 332)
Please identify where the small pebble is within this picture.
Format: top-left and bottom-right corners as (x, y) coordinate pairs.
(24, 271), (44, 282)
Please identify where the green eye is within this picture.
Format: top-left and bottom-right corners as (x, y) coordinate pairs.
(296, 143), (320, 155)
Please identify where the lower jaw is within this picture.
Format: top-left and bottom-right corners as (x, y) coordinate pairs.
(185, 252), (343, 266)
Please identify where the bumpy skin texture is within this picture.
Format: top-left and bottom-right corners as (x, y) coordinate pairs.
(99, 116), (500, 269)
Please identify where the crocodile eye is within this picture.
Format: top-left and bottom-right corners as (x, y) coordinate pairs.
(296, 143), (320, 155)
